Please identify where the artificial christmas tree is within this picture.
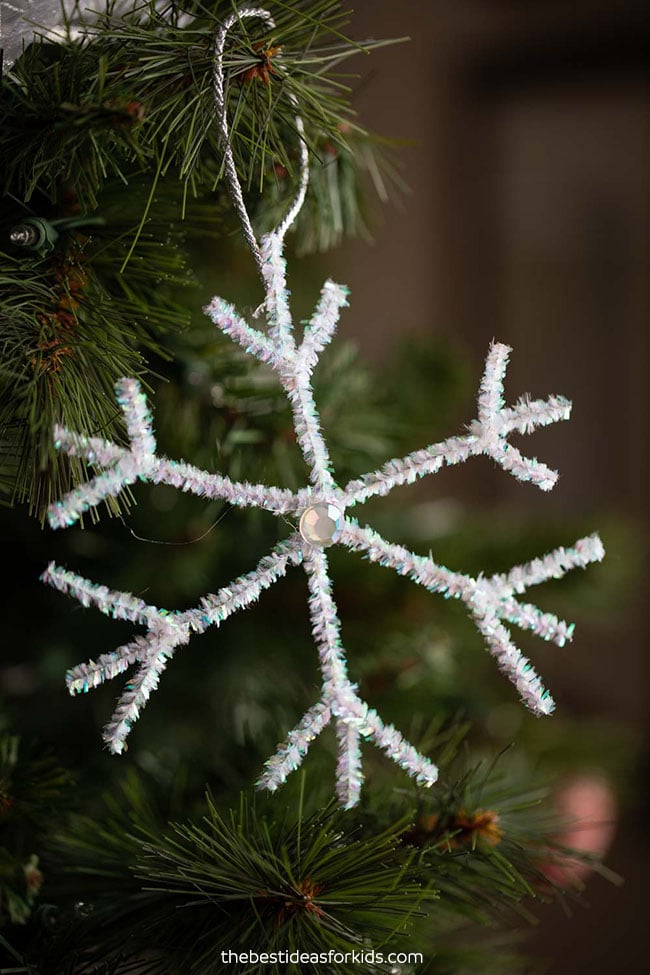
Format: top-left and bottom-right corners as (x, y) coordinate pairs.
(0, 3), (624, 973)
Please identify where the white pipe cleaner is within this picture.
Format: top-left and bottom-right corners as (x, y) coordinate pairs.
(43, 7), (604, 807)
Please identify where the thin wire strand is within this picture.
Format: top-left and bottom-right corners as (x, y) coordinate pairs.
(213, 7), (309, 282)
(119, 506), (231, 546)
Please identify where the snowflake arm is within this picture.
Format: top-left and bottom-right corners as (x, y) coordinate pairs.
(305, 545), (364, 808)
(178, 535), (303, 633)
(257, 544), (439, 808)
(49, 535), (302, 696)
(48, 378), (158, 528)
(48, 378), (301, 529)
(43, 537), (303, 754)
(340, 520), (604, 715)
(339, 521), (599, 647)
(342, 342), (570, 508)
(259, 234), (340, 493)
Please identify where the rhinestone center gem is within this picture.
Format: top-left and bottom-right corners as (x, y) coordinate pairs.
(299, 503), (343, 547)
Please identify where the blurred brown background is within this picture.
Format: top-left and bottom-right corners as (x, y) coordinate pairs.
(332, 1), (649, 972)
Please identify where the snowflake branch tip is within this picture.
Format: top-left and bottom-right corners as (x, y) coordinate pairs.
(203, 295), (283, 367)
(116, 377), (156, 458)
(52, 425), (124, 466)
(473, 612), (555, 716)
(66, 637), (148, 694)
(335, 719), (363, 809)
(47, 377), (156, 529)
(256, 700), (332, 793)
(478, 341), (512, 421)
(41, 563), (159, 625)
(501, 394), (572, 435)
(504, 533), (605, 593)
(102, 633), (185, 755)
(299, 280), (349, 372)
(358, 704), (439, 789)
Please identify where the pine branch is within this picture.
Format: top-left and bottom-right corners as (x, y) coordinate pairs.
(0, 733), (72, 929)
(395, 722), (612, 926)
(41, 778), (434, 975)
(1, 704), (619, 973)
(0, 233), (163, 518)
(1, 2), (403, 224)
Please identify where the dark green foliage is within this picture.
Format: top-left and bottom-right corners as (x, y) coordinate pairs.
(134, 797), (432, 973)
(0, 1), (401, 224)
(0, 188), (196, 516)
(0, 724), (615, 974)
(0, 734), (71, 928)
(1, 37), (146, 211)
(20, 777), (433, 974)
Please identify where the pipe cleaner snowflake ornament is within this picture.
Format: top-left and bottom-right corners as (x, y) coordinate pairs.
(42, 8), (604, 809)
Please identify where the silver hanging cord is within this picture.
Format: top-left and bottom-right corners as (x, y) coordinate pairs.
(213, 7), (310, 281)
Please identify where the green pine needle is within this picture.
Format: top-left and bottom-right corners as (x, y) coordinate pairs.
(45, 779), (435, 974)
